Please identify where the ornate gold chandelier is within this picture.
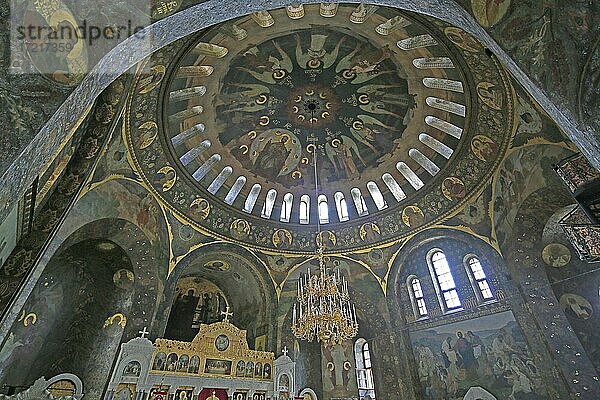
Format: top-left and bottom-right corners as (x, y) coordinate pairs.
(291, 148), (359, 347)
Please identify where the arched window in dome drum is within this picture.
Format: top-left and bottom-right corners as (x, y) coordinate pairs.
(407, 275), (428, 319)
(243, 183), (262, 213)
(350, 188), (369, 217)
(418, 133), (453, 159)
(382, 173), (406, 202)
(280, 193), (293, 222)
(396, 162), (424, 190)
(180, 139), (211, 166)
(225, 176), (246, 205)
(171, 123), (205, 147)
(318, 195), (329, 224)
(261, 189), (277, 219)
(465, 256), (494, 302)
(192, 153), (221, 182)
(299, 195), (310, 224)
(366, 181), (387, 210)
(409, 148), (440, 176)
(334, 192), (349, 222)
(428, 250), (461, 311)
(207, 166), (232, 194)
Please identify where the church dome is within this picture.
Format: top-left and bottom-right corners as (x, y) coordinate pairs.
(125, 4), (514, 253)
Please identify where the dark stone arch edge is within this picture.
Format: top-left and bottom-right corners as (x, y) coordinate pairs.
(0, 76), (132, 343)
(0, 0), (596, 233)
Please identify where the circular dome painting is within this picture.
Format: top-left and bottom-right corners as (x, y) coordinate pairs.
(213, 28), (414, 188)
(126, 4), (514, 253)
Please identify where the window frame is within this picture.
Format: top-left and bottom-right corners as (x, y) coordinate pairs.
(299, 195), (310, 224)
(426, 248), (463, 313)
(354, 338), (376, 400)
(406, 275), (428, 320)
(463, 254), (496, 304)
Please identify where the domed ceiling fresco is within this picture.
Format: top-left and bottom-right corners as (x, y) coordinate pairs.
(125, 3), (514, 253)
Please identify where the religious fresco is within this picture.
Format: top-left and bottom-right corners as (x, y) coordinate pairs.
(126, 4), (514, 254)
(164, 277), (229, 342)
(0, 77), (129, 316)
(410, 310), (548, 400)
(321, 341), (358, 398)
(455, 0), (598, 138)
(20, 0), (88, 86)
(75, 180), (162, 244)
(0, 240), (136, 398)
(0, 3), (599, 400)
(212, 28), (413, 187)
(157, 244), (278, 350)
(493, 144), (573, 247)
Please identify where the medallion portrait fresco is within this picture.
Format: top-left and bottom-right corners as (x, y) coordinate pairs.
(125, 4), (515, 253)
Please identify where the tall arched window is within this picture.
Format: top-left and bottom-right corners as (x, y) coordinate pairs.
(366, 181), (387, 210)
(243, 183), (261, 213)
(318, 195), (329, 224)
(429, 250), (461, 311)
(351, 188), (369, 216)
(382, 173), (406, 202)
(299, 195), (310, 224)
(207, 166), (232, 194)
(334, 192), (349, 222)
(261, 189), (277, 218)
(465, 256), (494, 302)
(192, 153), (221, 181)
(280, 193), (293, 222)
(407, 276), (428, 319)
(224, 176), (246, 205)
(354, 338), (376, 400)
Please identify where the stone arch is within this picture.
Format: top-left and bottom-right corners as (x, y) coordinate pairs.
(39, 217), (163, 337)
(386, 228), (510, 399)
(0, 236), (139, 397)
(158, 242), (277, 350)
(388, 229), (506, 319)
(0, 217), (162, 397)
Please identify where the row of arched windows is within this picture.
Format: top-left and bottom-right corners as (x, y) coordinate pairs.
(407, 249), (495, 319)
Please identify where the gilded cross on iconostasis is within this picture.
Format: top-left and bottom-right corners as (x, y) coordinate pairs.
(221, 306), (233, 323)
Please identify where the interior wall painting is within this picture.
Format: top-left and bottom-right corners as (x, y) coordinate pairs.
(0, 206), (18, 268)
(410, 310), (548, 400)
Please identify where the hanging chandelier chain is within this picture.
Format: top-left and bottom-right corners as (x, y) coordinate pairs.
(291, 142), (359, 347)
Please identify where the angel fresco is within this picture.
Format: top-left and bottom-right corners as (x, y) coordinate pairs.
(295, 34), (345, 69)
(350, 122), (379, 155)
(218, 83), (270, 113)
(325, 136), (366, 179)
(336, 43), (395, 84)
(238, 41), (293, 84)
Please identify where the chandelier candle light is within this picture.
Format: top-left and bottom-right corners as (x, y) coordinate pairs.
(291, 147), (359, 347)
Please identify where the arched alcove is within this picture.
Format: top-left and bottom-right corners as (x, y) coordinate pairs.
(387, 228), (557, 400)
(159, 243), (277, 350)
(0, 218), (160, 398)
(0, 239), (132, 396)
